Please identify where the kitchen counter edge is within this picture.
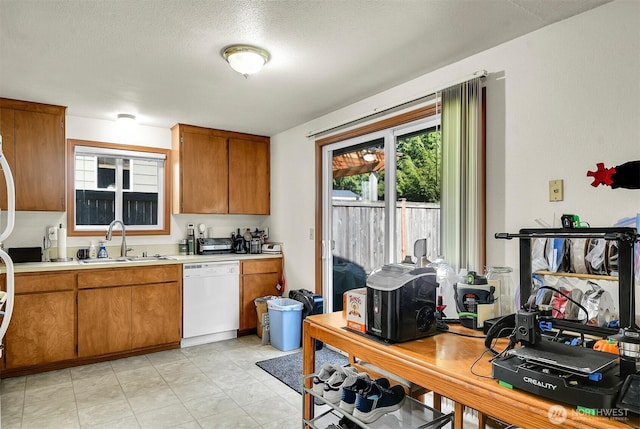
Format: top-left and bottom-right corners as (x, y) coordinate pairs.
(1, 253), (283, 274)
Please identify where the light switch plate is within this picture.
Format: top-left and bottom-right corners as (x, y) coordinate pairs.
(549, 179), (564, 201)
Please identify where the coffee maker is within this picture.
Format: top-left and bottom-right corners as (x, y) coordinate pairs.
(231, 229), (247, 253)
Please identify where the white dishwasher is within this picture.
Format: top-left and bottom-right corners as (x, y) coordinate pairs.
(182, 261), (240, 347)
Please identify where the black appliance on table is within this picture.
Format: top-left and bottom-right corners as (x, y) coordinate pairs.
(492, 227), (639, 411)
(366, 264), (439, 342)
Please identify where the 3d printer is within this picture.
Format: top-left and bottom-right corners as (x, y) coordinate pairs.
(491, 227), (639, 412)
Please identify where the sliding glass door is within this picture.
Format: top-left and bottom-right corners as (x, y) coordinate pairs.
(321, 116), (440, 311)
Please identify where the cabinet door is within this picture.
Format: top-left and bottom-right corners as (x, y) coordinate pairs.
(131, 282), (181, 348)
(78, 287), (132, 357)
(180, 129), (228, 213)
(0, 109), (15, 210)
(228, 138), (270, 214)
(14, 109), (65, 211)
(5, 291), (76, 369)
(240, 272), (281, 330)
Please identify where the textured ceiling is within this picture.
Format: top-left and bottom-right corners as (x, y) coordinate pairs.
(0, 0), (610, 136)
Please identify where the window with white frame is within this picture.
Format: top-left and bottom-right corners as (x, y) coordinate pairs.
(69, 141), (169, 234)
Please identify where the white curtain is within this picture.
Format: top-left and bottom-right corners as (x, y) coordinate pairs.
(441, 77), (484, 272)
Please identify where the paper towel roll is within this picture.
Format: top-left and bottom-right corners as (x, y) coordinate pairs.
(57, 224), (67, 260)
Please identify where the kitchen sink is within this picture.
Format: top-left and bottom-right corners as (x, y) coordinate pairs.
(78, 257), (130, 264)
(126, 255), (176, 262)
(78, 255), (175, 264)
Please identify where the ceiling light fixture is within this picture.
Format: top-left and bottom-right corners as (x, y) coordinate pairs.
(222, 45), (270, 77)
(363, 152), (376, 162)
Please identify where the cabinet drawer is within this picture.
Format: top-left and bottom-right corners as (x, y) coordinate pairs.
(15, 272), (75, 294)
(78, 264), (180, 288)
(242, 258), (281, 275)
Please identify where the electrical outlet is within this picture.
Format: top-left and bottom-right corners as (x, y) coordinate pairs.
(549, 179), (563, 202)
(309, 228), (314, 240)
(47, 226), (57, 241)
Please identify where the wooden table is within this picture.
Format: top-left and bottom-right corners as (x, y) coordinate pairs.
(302, 312), (635, 429)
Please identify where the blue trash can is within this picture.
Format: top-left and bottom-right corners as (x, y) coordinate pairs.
(267, 298), (304, 351)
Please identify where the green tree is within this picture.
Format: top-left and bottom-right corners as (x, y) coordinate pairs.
(333, 129), (440, 202)
(396, 130), (441, 202)
(333, 175), (363, 195)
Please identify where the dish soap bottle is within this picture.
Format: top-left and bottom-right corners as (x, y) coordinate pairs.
(97, 241), (108, 259)
(89, 241), (97, 259)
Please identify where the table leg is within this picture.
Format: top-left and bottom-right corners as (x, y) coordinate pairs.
(433, 392), (442, 411)
(477, 410), (487, 429)
(302, 321), (315, 424)
(454, 402), (464, 429)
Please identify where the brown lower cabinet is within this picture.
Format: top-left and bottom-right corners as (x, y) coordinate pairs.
(4, 272), (76, 369)
(5, 290), (76, 369)
(2, 265), (182, 377)
(131, 282), (181, 349)
(77, 265), (182, 357)
(78, 287), (132, 357)
(239, 258), (282, 335)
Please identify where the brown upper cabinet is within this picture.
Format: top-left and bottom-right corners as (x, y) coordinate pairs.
(171, 124), (270, 215)
(0, 98), (67, 211)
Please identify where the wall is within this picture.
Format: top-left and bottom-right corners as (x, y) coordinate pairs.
(4, 116), (269, 256)
(269, 0), (640, 292)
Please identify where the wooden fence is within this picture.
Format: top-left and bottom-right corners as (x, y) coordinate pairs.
(76, 190), (158, 225)
(332, 200), (441, 274)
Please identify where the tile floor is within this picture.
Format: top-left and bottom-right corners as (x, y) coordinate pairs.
(0, 335), (303, 429)
(0, 336), (485, 429)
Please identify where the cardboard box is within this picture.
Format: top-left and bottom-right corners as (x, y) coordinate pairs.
(343, 288), (367, 333)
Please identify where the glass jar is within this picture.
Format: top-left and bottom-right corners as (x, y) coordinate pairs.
(485, 266), (515, 316)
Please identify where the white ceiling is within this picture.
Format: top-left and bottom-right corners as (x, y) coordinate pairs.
(0, 0), (610, 137)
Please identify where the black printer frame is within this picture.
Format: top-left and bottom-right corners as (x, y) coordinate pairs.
(501, 227), (638, 334)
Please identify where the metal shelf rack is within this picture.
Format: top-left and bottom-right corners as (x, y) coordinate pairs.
(302, 375), (453, 429)
(495, 227), (638, 333)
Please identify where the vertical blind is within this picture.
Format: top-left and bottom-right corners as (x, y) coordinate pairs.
(441, 77), (484, 271)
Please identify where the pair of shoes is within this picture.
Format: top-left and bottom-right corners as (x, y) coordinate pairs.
(312, 363), (336, 395)
(339, 374), (387, 413)
(352, 379), (406, 423)
(311, 363), (356, 404)
(323, 365), (358, 403)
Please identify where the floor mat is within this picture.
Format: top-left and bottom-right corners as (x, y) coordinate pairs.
(255, 347), (348, 394)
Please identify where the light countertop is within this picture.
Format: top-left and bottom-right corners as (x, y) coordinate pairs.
(2, 253), (282, 274)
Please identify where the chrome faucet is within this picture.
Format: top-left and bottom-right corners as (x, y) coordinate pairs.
(106, 219), (130, 257)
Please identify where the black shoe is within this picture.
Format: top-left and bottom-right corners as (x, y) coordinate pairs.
(353, 381), (406, 423)
(339, 376), (389, 414)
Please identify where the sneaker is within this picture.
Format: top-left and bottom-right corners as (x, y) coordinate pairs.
(353, 381), (406, 423)
(323, 365), (357, 404)
(312, 363), (336, 395)
(339, 375), (391, 414)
